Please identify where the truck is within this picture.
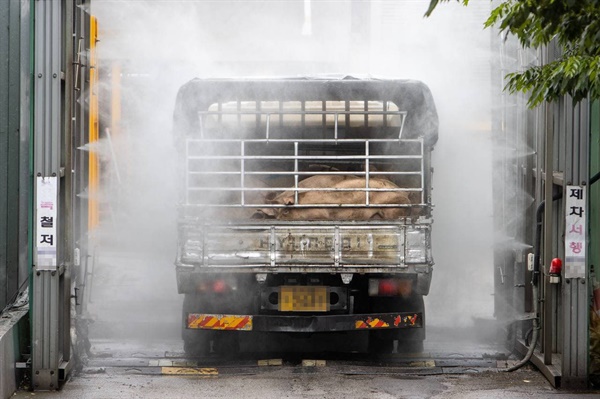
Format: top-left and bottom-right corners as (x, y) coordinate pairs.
(173, 77), (438, 356)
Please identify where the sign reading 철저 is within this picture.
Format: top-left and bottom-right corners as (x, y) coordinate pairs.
(564, 185), (586, 279)
(36, 176), (58, 271)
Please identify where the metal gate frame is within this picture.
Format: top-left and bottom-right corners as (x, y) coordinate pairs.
(31, 0), (90, 390)
(493, 36), (593, 388)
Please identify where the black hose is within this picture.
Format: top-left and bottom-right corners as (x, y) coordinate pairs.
(532, 191), (563, 286)
(532, 201), (545, 287)
(592, 170), (600, 185)
(507, 191), (559, 372)
(507, 283), (539, 372)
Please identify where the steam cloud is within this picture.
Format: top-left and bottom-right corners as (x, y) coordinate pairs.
(91, 0), (496, 335)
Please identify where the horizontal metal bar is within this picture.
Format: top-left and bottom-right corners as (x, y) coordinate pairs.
(187, 138), (420, 143)
(177, 265), (423, 274)
(183, 203), (424, 208)
(180, 222), (430, 230)
(187, 186), (422, 192)
(188, 155), (423, 160)
(199, 110), (407, 116)
(199, 108), (408, 137)
(188, 171), (423, 176)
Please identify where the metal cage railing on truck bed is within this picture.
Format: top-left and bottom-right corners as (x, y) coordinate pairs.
(182, 104), (429, 217)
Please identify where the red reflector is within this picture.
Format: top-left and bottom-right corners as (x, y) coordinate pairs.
(378, 280), (397, 296)
(212, 280), (228, 293)
(549, 258), (562, 275)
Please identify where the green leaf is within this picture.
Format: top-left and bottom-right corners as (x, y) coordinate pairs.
(428, 0), (600, 106)
(424, 0), (470, 17)
(424, 0), (441, 17)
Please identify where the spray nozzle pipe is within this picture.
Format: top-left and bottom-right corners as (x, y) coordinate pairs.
(532, 189), (564, 287)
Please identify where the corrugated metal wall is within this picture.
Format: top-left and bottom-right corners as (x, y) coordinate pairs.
(592, 101), (599, 281)
(591, 101), (600, 378)
(0, 1), (30, 397)
(0, 0), (29, 312)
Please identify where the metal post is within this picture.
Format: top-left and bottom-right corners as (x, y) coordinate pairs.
(542, 100), (554, 366)
(561, 99), (590, 389)
(31, 0), (72, 390)
(74, 1), (90, 324)
(61, 0), (75, 373)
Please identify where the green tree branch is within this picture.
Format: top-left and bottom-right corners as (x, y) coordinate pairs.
(426, 0), (600, 107)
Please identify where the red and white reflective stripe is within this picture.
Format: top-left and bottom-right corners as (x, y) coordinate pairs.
(187, 314), (252, 331)
(355, 317), (390, 329)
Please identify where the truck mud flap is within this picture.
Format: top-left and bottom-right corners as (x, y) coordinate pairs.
(187, 312), (422, 333)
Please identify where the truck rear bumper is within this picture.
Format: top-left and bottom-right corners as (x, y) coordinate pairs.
(186, 312), (422, 333)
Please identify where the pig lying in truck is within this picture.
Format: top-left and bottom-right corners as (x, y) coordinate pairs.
(253, 174), (412, 220)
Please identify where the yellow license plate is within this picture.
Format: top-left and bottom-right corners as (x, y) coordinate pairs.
(279, 286), (329, 312)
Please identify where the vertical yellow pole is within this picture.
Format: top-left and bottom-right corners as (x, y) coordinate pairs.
(88, 16), (99, 229)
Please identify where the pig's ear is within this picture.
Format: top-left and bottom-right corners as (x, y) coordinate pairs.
(283, 197), (294, 205)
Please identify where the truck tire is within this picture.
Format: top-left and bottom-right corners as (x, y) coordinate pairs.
(213, 331), (240, 357)
(396, 335), (424, 353)
(368, 330), (395, 354)
(183, 330), (211, 357)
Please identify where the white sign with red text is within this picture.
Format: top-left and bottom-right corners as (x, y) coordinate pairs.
(36, 176), (57, 271)
(565, 185), (586, 279)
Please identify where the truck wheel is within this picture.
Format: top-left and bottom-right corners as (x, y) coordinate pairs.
(368, 330), (395, 354)
(396, 338), (424, 353)
(183, 330), (211, 357)
(213, 331), (240, 357)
